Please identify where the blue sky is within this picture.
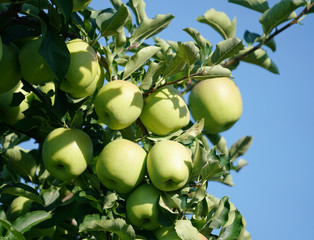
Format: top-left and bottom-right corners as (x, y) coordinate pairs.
(21, 0), (314, 239)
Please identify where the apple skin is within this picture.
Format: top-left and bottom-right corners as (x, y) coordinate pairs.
(0, 44), (21, 93)
(72, 0), (92, 11)
(4, 146), (37, 180)
(42, 127), (93, 181)
(96, 138), (147, 194)
(39, 81), (56, 105)
(60, 39), (99, 96)
(0, 82), (30, 125)
(189, 77), (243, 134)
(139, 86), (190, 136)
(19, 37), (55, 84)
(6, 196), (33, 221)
(126, 184), (161, 231)
(94, 80), (144, 130)
(147, 140), (192, 192)
(69, 62), (105, 99)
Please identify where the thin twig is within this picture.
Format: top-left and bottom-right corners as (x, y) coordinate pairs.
(224, 3), (314, 68)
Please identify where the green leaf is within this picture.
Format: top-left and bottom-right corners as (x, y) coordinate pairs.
(140, 61), (164, 90)
(79, 215), (136, 240)
(259, 0), (306, 35)
(0, 35), (2, 61)
(161, 53), (186, 80)
(211, 37), (244, 64)
(177, 41), (200, 66)
(192, 65), (232, 80)
(54, 0), (73, 21)
(196, 9), (237, 40)
(228, 0), (269, 13)
(241, 47), (279, 74)
(219, 208), (246, 240)
(229, 136), (253, 161)
(209, 196), (230, 229)
(130, 14), (174, 45)
(175, 220), (200, 240)
(39, 24), (70, 82)
(1, 183), (43, 205)
(127, 0), (147, 24)
(0, 219), (25, 240)
(201, 153), (226, 182)
(244, 30), (276, 51)
(122, 46), (160, 80)
(183, 27), (212, 55)
(175, 119), (204, 142)
(97, 4), (129, 37)
(11, 211), (52, 233)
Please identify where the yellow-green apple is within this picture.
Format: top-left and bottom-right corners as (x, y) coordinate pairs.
(189, 77), (243, 134)
(0, 44), (21, 93)
(42, 127), (93, 181)
(154, 226), (181, 240)
(94, 80), (143, 130)
(140, 86), (190, 136)
(0, 82), (31, 125)
(4, 146), (37, 180)
(18, 37), (55, 84)
(69, 62), (105, 99)
(147, 140), (192, 191)
(72, 0), (92, 11)
(6, 196), (33, 221)
(60, 39), (98, 96)
(126, 184), (161, 231)
(96, 138), (147, 194)
(40, 81), (56, 105)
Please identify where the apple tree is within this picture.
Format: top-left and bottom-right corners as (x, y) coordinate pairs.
(0, 0), (313, 239)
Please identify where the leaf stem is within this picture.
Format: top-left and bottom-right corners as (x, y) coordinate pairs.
(224, 3), (314, 68)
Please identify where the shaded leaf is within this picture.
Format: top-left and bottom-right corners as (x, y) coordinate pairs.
(54, 0), (73, 21)
(219, 209), (246, 240)
(127, 0), (147, 24)
(175, 119), (204, 142)
(244, 30), (276, 51)
(140, 61), (164, 90)
(228, 0), (269, 13)
(130, 14), (174, 44)
(209, 196), (230, 229)
(192, 65), (232, 80)
(12, 211), (52, 233)
(241, 47), (279, 74)
(122, 46), (160, 80)
(196, 9), (237, 40)
(177, 41), (200, 66)
(259, 0), (306, 35)
(0, 219), (25, 240)
(229, 136), (253, 161)
(183, 27), (212, 55)
(211, 37), (244, 64)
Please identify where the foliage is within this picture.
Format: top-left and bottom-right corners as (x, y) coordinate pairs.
(0, 0), (312, 239)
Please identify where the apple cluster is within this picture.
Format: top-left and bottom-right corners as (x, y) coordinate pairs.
(1, 32), (242, 239)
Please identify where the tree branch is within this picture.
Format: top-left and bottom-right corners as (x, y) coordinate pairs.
(224, 3), (314, 68)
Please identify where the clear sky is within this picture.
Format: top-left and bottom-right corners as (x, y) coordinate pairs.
(22, 0), (314, 239)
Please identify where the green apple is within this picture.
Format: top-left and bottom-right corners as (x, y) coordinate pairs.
(6, 196), (33, 221)
(4, 146), (37, 180)
(96, 138), (147, 194)
(153, 226), (181, 240)
(139, 86), (190, 136)
(72, 0), (92, 11)
(189, 77), (243, 134)
(42, 127), (93, 181)
(147, 140), (192, 191)
(0, 44), (21, 93)
(69, 62), (105, 99)
(39, 81), (56, 105)
(126, 184), (161, 231)
(19, 37), (55, 84)
(60, 39), (99, 96)
(0, 82), (31, 125)
(94, 80), (143, 130)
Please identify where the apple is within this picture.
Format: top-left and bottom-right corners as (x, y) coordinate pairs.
(19, 37), (56, 84)
(147, 140), (192, 192)
(60, 39), (99, 97)
(189, 77), (243, 134)
(0, 82), (31, 125)
(154, 226), (181, 240)
(139, 86), (190, 136)
(6, 196), (33, 221)
(72, 0), (92, 11)
(4, 146), (37, 180)
(126, 183), (161, 231)
(0, 44), (21, 93)
(39, 81), (56, 105)
(96, 138), (147, 194)
(69, 62), (105, 99)
(42, 127), (93, 181)
(94, 80), (144, 130)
